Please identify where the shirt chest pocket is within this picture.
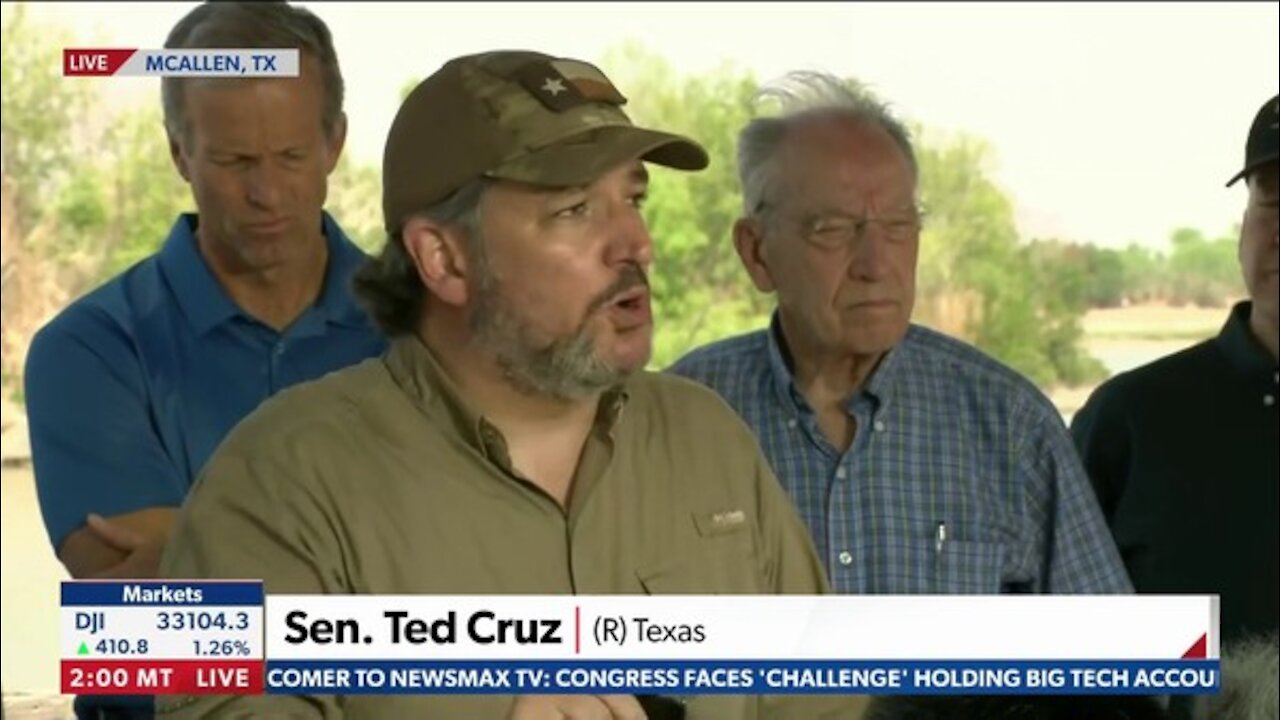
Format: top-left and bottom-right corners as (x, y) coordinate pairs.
(930, 537), (1008, 594)
(635, 511), (766, 595)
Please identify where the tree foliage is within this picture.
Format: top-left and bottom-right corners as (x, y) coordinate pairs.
(1166, 227), (1241, 307)
(1025, 229), (1243, 313)
(1, 4), (92, 240)
(327, 155), (384, 254)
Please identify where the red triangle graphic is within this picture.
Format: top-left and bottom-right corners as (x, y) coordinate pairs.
(1181, 633), (1207, 659)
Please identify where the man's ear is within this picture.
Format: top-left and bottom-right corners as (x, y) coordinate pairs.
(732, 216), (777, 293)
(323, 111), (348, 175)
(401, 217), (473, 307)
(168, 132), (191, 183)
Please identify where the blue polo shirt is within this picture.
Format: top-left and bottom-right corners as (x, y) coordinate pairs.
(26, 212), (388, 552)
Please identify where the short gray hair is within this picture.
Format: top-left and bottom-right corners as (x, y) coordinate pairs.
(162, 1), (344, 140)
(738, 70), (917, 217)
(352, 179), (489, 337)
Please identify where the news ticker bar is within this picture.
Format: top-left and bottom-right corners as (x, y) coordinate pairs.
(63, 49), (299, 77)
(62, 659), (1221, 696)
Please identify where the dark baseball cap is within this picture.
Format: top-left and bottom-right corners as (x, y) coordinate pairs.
(382, 50), (709, 232)
(1227, 94), (1279, 187)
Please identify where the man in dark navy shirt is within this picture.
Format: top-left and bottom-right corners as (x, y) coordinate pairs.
(1073, 94), (1278, 646)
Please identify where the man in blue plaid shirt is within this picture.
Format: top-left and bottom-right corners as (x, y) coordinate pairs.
(669, 71), (1131, 595)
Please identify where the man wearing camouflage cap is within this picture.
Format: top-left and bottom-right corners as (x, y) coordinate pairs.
(159, 51), (866, 720)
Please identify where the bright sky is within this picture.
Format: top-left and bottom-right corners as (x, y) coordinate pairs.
(16, 1), (1280, 250)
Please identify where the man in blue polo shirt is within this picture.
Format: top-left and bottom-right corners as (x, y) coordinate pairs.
(25, 2), (384, 585)
(1072, 95), (1278, 649)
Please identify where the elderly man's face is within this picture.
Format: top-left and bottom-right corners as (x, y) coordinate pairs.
(170, 55), (344, 272)
(756, 116), (920, 360)
(466, 159), (655, 400)
(1241, 162), (1279, 327)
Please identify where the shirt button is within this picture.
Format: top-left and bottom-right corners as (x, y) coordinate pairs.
(1265, 394), (1276, 407)
(835, 467), (847, 480)
(274, 343), (286, 357)
(837, 551), (854, 566)
(787, 419), (798, 429)
(874, 420), (886, 432)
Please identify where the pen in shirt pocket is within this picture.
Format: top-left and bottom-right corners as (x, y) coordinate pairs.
(933, 521), (948, 591)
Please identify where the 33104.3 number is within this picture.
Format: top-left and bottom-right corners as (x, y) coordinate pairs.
(156, 610), (249, 631)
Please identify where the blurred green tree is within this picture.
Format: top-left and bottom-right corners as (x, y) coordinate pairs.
(1167, 227), (1241, 307)
(1, 3), (93, 240)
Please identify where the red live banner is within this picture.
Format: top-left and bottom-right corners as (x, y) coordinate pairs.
(61, 660), (262, 695)
(64, 49), (137, 76)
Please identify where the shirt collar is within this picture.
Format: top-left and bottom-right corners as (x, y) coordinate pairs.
(158, 211), (370, 337)
(158, 214), (240, 336)
(764, 309), (905, 413)
(1215, 301), (1277, 380)
(314, 212), (375, 329)
(764, 312), (801, 410)
(384, 335), (630, 464)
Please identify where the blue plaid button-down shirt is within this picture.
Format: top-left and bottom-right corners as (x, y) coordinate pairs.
(669, 316), (1132, 595)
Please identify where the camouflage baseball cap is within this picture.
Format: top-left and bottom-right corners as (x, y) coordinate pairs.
(382, 50), (710, 232)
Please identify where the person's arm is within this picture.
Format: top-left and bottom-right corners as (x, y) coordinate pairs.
(158, 446), (351, 719)
(60, 509), (177, 579)
(752, 450), (831, 596)
(24, 318), (187, 578)
(1069, 381), (1132, 524)
(1020, 398), (1133, 594)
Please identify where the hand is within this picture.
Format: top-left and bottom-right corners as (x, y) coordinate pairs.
(85, 513), (166, 579)
(508, 694), (648, 720)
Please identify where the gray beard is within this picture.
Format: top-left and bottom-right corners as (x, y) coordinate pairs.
(463, 230), (650, 401)
(468, 274), (631, 403)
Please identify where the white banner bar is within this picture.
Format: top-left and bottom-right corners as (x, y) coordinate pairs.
(265, 595), (1217, 661)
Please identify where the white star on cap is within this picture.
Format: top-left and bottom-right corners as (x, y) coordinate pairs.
(541, 77), (567, 96)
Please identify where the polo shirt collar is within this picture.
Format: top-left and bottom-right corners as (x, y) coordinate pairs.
(158, 214), (239, 336)
(158, 211), (369, 336)
(1216, 301), (1277, 380)
(314, 212), (375, 329)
